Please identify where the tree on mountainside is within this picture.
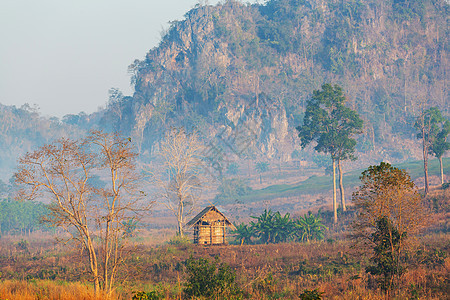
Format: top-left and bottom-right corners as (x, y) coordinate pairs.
(429, 119), (450, 185)
(14, 131), (149, 295)
(296, 84), (363, 224)
(415, 107), (448, 193)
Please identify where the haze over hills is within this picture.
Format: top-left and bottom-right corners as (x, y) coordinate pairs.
(0, 0), (448, 190)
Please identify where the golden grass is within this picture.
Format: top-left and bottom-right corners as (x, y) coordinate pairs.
(0, 279), (115, 300)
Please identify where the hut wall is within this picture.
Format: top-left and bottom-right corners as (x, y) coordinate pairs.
(190, 208), (231, 245)
(211, 221), (225, 244)
(198, 224), (211, 244)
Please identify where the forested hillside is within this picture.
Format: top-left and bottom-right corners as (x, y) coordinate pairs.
(0, 0), (448, 180)
(0, 104), (88, 181)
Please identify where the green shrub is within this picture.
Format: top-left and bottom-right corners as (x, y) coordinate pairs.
(183, 256), (242, 299)
(132, 290), (161, 300)
(300, 288), (324, 300)
(366, 216), (406, 291)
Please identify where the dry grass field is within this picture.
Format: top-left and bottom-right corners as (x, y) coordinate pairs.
(0, 187), (449, 299)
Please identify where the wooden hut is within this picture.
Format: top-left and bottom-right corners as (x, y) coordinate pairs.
(186, 206), (236, 245)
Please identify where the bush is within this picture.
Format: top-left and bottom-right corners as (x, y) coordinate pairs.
(132, 290), (161, 300)
(300, 288), (324, 300)
(183, 256), (242, 299)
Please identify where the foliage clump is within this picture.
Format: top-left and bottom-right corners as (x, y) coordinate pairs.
(366, 216), (406, 291)
(183, 256), (242, 299)
(300, 288), (324, 300)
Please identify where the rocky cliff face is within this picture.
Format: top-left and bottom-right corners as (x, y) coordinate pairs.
(104, 0), (448, 165)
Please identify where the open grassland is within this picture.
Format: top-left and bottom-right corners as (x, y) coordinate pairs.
(0, 185), (449, 299)
(0, 233), (448, 299)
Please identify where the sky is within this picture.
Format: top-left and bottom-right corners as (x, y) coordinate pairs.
(0, 0), (253, 118)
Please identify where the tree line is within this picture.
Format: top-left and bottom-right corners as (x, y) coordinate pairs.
(0, 200), (50, 235)
(296, 83), (449, 224)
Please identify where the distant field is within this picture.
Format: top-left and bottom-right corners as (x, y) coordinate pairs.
(229, 158), (450, 204)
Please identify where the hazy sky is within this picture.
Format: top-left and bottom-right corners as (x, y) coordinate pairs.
(0, 0), (241, 117)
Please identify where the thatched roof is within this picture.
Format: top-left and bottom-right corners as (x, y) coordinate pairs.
(186, 205), (236, 229)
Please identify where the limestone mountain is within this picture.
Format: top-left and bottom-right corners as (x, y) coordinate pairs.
(100, 0), (448, 167)
(0, 0), (448, 182)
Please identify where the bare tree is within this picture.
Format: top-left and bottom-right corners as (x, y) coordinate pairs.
(150, 127), (206, 237)
(15, 131), (149, 296)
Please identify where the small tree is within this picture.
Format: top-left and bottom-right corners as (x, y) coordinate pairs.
(366, 216), (406, 292)
(251, 209), (294, 244)
(255, 161), (269, 184)
(214, 178), (252, 204)
(415, 107), (448, 193)
(231, 223), (254, 245)
(352, 162), (427, 293)
(15, 131), (148, 295)
(151, 127), (205, 236)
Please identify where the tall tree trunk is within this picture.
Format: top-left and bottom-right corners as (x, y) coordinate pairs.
(338, 159), (346, 212)
(422, 136), (429, 194)
(439, 156), (444, 185)
(86, 236), (100, 294)
(177, 199), (184, 237)
(332, 158), (337, 224)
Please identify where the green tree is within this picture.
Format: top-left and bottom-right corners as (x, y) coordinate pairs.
(415, 107), (448, 194)
(300, 288), (324, 300)
(255, 161), (269, 184)
(0, 200), (49, 235)
(366, 216), (406, 293)
(214, 178), (252, 204)
(429, 119), (450, 185)
(297, 84), (363, 223)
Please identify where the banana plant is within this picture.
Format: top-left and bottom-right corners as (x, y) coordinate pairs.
(251, 209), (295, 243)
(294, 212), (327, 242)
(231, 223), (255, 245)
